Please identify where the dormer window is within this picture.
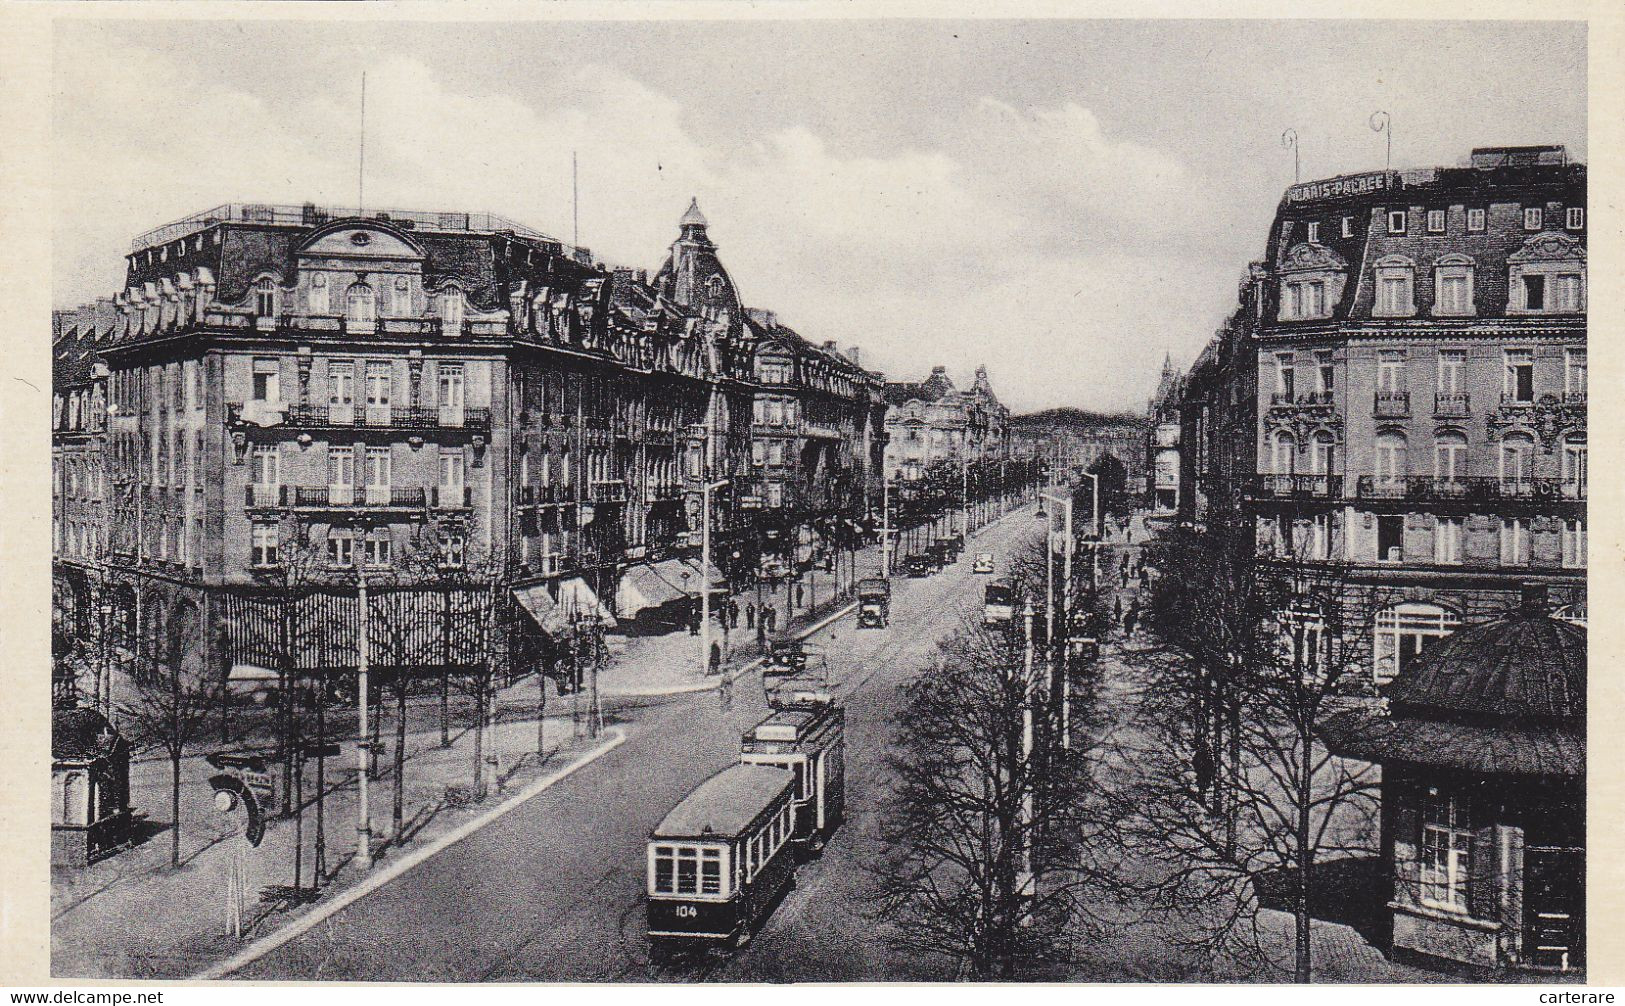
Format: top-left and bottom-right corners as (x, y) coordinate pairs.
(1426, 209), (1446, 234)
(1566, 207), (1585, 230)
(1508, 231), (1585, 315)
(1466, 208), (1486, 232)
(1305, 222), (1320, 244)
(441, 288), (464, 333)
(1387, 210), (1407, 235)
(346, 283), (376, 327)
(254, 277), (277, 319)
(1431, 254), (1476, 317)
(1341, 216), (1354, 239)
(1373, 256), (1417, 318)
(1523, 207), (1543, 230)
(1276, 242), (1347, 323)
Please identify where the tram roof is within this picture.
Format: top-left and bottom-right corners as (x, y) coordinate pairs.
(654, 764), (792, 840)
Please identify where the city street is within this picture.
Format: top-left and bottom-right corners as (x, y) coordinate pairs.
(228, 507), (1038, 981)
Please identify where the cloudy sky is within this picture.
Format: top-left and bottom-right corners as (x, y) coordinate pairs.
(52, 17), (1585, 413)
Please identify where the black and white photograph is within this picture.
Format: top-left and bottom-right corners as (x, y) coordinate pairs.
(14, 4), (1607, 989)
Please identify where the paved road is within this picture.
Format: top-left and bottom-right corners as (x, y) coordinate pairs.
(231, 507), (1038, 981)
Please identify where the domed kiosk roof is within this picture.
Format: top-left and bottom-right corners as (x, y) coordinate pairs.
(53, 705), (127, 763)
(1324, 588), (1585, 778)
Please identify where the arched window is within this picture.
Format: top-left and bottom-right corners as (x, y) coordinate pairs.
(1373, 601), (1461, 684)
(1432, 254), (1476, 317)
(1373, 256), (1417, 318)
(1375, 432), (1407, 485)
(1500, 432), (1535, 486)
(254, 277), (277, 319)
(1310, 431), (1336, 476)
(1562, 433), (1587, 497)
(1272, 431), (1296, 475)
(346, 283), (375, 325)
(441, 288), (464, 333)
(1433, 432), (1467, 482)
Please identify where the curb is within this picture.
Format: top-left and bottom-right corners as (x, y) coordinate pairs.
(198, 726), (629, 980)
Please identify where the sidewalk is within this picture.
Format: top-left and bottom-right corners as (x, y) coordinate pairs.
(52, 707), (612, 979)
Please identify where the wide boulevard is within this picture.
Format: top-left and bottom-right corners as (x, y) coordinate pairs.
(231, 506), (1040, 982)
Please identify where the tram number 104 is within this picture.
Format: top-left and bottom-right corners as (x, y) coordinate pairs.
(675, 905), (698, 919)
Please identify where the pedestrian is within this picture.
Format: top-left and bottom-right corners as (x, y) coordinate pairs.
(1113, 596), (1122, 624)
(709, 641), (722, 676)
(1126, 526), (1133, 545)
(1126, 599), (1140, 637)
(718, 671), (733, 711)
(757, 619), (767, 651)
(688, 607), (700, 636)
(765, 606), (777, 633)
(796, 583), (805, 609)
(746, 602), (756, 629)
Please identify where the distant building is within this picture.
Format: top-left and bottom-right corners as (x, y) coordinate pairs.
(882, 365), (1008, 482)
(1145, 354), (1183, 513)
(1008, 409), (1147, 490)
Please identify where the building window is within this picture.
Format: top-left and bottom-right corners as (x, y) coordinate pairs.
(441, 289), (464, 332)
(1500, 432), (1534, 485)
(1420, 788), (1472, 912)
(1563, 518), (1587, 569)
(1309, 514), (1331, 560)
(1315, 351), (1334, 394)
(1565, 349), (1586, 400)
(1551, 273), (1583, 312)
(1433, 432), (1466, 481)
(1434, 516), (1463, 565)
(309, 273), (330, 314)
(1563, 435), (1586, 496)
(1426, 209), (1446, 234)
(252, 358), (281, 403)
(365, 448), (392, 505)
(251, 522), (279, 567)
(1376, 514), (1404, 564)
(1503, 350), (1534, 402)
(365, 362), (392, 407)
(1377, 351), (1406, 394)
(441, 533), (466, 569)
(1500, 517), (1530, 566)
(1306, 221), (1320, 243)
(327, 531), (354, 568)
(437, 363), (465, 409)
(364, 531), (393, 568)
(1375, 432), (1407, 486)
(1437, 349), (1464, 394)
(1341, 216), (1354, 239)
(1523, 206), (1543, 231)
(1387, 210), (1407, 235)
(1516, 273), (1546, 312)
(329, 446), (354, 490)
(1374, 602), (1460, 683)
(346, 283), (375, 325)
(254, 278), (277, 319)
(1373, 258), (1416, 317)
(1432, 255), (1476, 317)
(1271, 432), (1296, 475)
(1283, 279), (1327, 320)
(1275, 354), (1295, 398)
(251, 444), (280, 487)
(1566, 207), (1585, 230)
(329, 362), (355, 406)
(1310, 432), (1336, 476)
(439, 448), (465, 489)
(1466, 208), (1486, 232)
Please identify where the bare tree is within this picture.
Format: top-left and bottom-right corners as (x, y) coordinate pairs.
(871, 617), (1120, 978)
(1127, 510), (1383, 981)
(119, 610), (226, 867)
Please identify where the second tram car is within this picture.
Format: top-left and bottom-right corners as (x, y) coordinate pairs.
(647, 764), (798, 956)
(740, 703), (846, 854)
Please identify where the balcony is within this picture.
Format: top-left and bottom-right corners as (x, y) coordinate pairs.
(1249, 473), (1344, 499)
(518, 484), (574, 506)
(276, 403), (492, 433)
(251, 485), (427, 509)
(1354, 475), (1584, 503)
(430, 485), (473, 510)
(801, 422), (842, 440)
(1564, 390), (1587, 406)
(1433, 392), (1471, 417)
(1373, 391), (1410, 418)
(589, 479), (628, 503)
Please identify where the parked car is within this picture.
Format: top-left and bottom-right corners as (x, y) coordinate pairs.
(905, 555), (934, 578)
(972, 552), (996, 574)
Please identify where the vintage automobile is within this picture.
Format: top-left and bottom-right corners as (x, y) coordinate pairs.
(983, 580), (1014, 626)
(904, 554), (934, 578)
(856, 578), (891, 628)
(972, 552), (996, 575)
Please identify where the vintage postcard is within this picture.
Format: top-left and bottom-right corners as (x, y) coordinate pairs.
(3, 1), (1617, 991)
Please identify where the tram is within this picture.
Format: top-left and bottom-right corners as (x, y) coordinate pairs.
(647, 764), (798, 957)
(741, 702), (846, 854)
(983, 579), (1014, 626)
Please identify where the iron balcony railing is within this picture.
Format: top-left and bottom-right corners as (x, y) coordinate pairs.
(1433, 392), (1471, 417)
(430, 486), (473, 509)
(589, 480), (628, 503)
(1355, 475), (1584, 502)
(518, 484), (575, 505)
(276, 403), (493, 432)
(245, 485), (429, 508)
(1248, 473), (1344, 499)
(1374, 391), (1410, 417)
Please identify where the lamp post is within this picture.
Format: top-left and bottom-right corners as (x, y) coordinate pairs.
(1018, 596), (1036, 927)
(1082, 470), (1101, 590)
(701, 478), (729, 678)
(881, 477), (893, 577)
(1039, 490), (1074, 749)
(355, 566), (372, 871)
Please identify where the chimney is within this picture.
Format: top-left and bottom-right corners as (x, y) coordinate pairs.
(1519, 583), (1549, 616)
(822, 340), (838, 352)
(931, 365), (947, 375)
(847, 346), (861, 366)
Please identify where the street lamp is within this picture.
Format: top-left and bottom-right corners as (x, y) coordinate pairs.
(700, 478), (729, 679)
(1018, 596), (1037, 927)
(1038, 490), (1074, 749)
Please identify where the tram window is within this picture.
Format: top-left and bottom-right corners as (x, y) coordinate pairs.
(676, 847), (699, 894)
(701, 849), (722, 895)
(795, 762), (808, 799)
(653, 846), (676, 894)
(749, 836), (760, 874)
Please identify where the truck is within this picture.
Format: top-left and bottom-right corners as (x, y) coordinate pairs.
(856, 578), (891, 629)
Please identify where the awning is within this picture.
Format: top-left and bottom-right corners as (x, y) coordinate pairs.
(616, 563), (687, 617)
(557, 577), (617, 628)
(648, 557), (723, 596)
(676, 557), (728, 592)
(512, 583), (563, 635)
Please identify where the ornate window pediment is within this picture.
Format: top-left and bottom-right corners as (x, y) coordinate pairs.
(1508, 232), (1586, 314)
(1432, 254), (1476, 318)
(1508, 231), (1585, 264)
(1373, 255), (1417, 319)
(1280, 242), (1349, 275)
(1278, 242), (1348, 322)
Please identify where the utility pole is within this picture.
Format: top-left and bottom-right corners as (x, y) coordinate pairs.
(961, 454), (970, 537)
(1040, 490), (1074, 749)
(1018, 597), (1036, 927)
(701, 477), (729, 677)
(355, 567), (372, 871)
(881, 477), (893, 577)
